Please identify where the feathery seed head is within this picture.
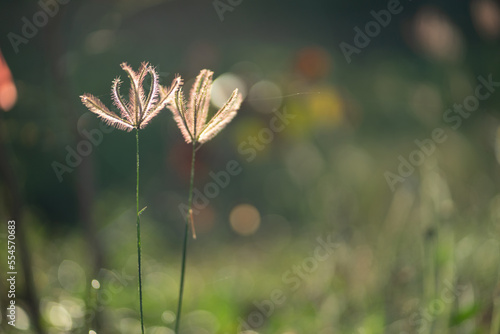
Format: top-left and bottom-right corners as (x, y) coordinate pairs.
(168, 69), (243, 144)
(80, 62), (180, 131)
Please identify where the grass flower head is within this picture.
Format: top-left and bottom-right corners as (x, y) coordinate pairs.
(168, 69), (243, 144)
(80, 62), (180, 131)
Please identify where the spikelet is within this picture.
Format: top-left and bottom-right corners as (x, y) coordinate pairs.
(80, 62), (179, 131)
(198, 89), (242, 143)
(111, 77), (132, 123)
(81, 93), (134, 131)
(169, 82), (193, 143)
(141, 76), (181, 129)
(189, 69), (213, 135)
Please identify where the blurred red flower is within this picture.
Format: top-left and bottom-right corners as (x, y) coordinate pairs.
(0, 51), (17, 112)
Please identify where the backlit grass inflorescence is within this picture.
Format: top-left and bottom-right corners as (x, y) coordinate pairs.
(167, 69), (242, 144)
(81, 62), (180, 131)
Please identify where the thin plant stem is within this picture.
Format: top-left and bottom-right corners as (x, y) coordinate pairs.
(491, 282), (500, 334)
(175, 141), (197, 334)
(136, 129), (145, 334)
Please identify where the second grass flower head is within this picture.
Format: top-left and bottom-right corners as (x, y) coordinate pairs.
(168, 69), (243, 144)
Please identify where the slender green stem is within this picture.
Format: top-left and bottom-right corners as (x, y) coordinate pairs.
(175, 141), (197, 334)
(491, 285), (500, 334)
(136, 129), (145, 334)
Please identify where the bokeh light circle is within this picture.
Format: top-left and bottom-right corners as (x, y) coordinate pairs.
(211, 73), (247, 109)
(248, 80), (282, 113)
(229, 204), (261, 236)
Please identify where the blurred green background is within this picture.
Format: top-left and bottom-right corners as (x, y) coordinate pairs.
(1, 0), (500, 333)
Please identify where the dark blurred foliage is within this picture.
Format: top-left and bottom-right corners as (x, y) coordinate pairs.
(0, 0), (497, 235)
(1, 0), (500, 332)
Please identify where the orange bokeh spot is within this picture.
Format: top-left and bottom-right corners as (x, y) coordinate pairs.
(0, 51), (17, 112)
(295, 46), (332, 80)
(229, 204), (261, 236)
